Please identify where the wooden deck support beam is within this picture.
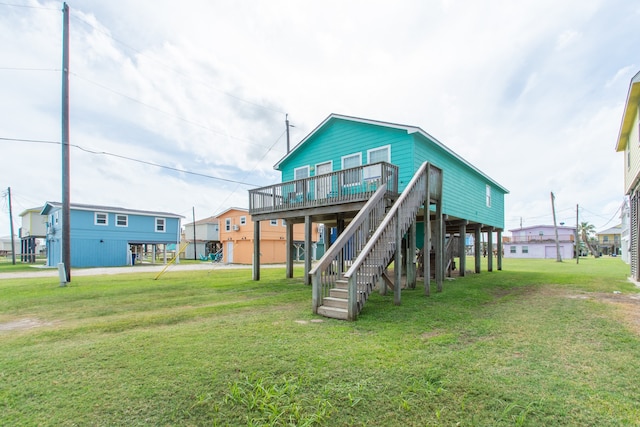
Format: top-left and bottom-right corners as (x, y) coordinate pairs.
(474, 224), (482, 273)
(458, 221), (468, 277)
(407, 221), (417, 289)
(304, 215), (312, 285)
(252, 220), (260, 281)
(497, 229), (503, 271)
(486, 226), (494, 272)
(286, 220), (293, 278)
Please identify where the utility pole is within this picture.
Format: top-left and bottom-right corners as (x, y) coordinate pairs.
(192, 207), (197, 261)
(576, 204), (579, 264)
(285, 114), (291, 153)
(7, 187), (15, 265)
(550, 192), (562, 262)
(61, 2), (71, 283)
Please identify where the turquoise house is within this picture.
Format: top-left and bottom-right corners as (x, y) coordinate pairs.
(249, 114), (508, 320)
(42, 202), (183, 268)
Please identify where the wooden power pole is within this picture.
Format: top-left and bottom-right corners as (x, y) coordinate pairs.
(550, 192), (562, 262)
(61, 2), (71, 283)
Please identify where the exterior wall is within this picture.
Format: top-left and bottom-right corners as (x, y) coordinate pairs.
(504, 242), (574, 259)
(217, 209), (318, 264)
(623, 109), (640, 195)
(277, 117), (506, 229)
(45, 206), (181, 268)
(504, 225), (576, 259)
(412, 133), (506, 229)
(20, 209), (47, 237)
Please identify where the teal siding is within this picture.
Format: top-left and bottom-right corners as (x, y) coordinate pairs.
(277, 116), (507, 229)
(280, 121), (409, 180)
(413, 134), (505, 228)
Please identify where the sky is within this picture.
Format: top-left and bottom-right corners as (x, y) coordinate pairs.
(1, 0), (639, 239)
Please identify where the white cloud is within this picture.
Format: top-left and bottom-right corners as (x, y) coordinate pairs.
(1, 0), (639, 239)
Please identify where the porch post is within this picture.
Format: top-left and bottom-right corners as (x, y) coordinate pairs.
(252, 220), (260, 281)
(394, 215), (402, 305)
(474, 224), (482, 273)
(487, 227), (494, 272)
(407, 221), (417, 289)
(497, 230), (503, 271)
(435, 208), (444, 292)
(304, 215), (312, 286)
(286, 220), (293, 278)
(459, 221), (468, 277)
(424, 211), (431, 296)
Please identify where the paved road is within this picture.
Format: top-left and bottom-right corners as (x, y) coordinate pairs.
(0, 262), (284, 280)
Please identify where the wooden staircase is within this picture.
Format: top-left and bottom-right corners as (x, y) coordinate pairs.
(310, 161), (443, 320)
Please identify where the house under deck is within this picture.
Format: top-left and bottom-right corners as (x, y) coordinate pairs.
(249, 162), (503, 320)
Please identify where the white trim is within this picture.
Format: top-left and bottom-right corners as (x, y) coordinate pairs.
(315, 160), (333, 174)
(294, 165), (310, 179)
(94, 212), (108, 226)
(240, 216), (247, 225)
(486, 185), (492, 208)
(225, 218), (231, 232)
(115, 214), (128, 227)
(270, 219), (278, 226)
(155, 217), (166, 232)
(366, 144), (391, 164)
(341, 152), (362, 169)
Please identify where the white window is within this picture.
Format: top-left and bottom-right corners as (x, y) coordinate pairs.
(270, 219), (278, 226)
(294, 166), (310, 195)
(510, 246), (516, 254)
(282, 219), (286, 226)
(240, 216), (247, 225)
(155, 218), (166, 232)
(522, 246), (528, 254)
(486, 185), (491, 208)
(367, 145), (390, 164)
(341, 153), (362, 186)
(116, 214), (128, 227)
(364, 145), (390, 181)
(95, 212), (108, 226)
(225, 218), (231, 231)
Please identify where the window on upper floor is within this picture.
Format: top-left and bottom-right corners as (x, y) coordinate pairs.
(365, 145), (391, 181)
(225, 218), (231, 232)
(116, 214), (128, 227)
(240, 216), (247, 225)
(155, 218), (166, 232)
(486, 185), (492, 208)
(95, 212), (108, 226)
(341, 153), (362, 186)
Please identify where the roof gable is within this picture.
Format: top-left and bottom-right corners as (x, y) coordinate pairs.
(275, 113), (508, 193)
(616, 70), (640, 152)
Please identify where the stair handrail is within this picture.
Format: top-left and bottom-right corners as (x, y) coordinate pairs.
(310, 184), (389, 312)
(342, 162), (440, 318)
(345, 161), (433, 278)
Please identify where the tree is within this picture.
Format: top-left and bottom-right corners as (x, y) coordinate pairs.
(579, 221), (600, 258)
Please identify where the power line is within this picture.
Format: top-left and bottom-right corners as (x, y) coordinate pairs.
(0, 136), (262, 187)
(0, 2), (58, 10)
(0, 67), (60, 72)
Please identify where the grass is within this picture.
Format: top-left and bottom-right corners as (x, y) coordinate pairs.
(0, 257), (638, 425)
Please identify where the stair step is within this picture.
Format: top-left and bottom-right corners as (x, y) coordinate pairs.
(323, 296), (348, 309)
(317, 305), (349, 320)
(329, 288), (348, 298)
(335, 280), (348, 289)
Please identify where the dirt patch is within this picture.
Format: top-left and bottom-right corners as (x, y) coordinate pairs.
(0, 318), (52, 332)
(588, 292), (640, 335)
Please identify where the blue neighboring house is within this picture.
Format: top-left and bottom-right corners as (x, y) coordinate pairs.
(41, 202), (183, 268)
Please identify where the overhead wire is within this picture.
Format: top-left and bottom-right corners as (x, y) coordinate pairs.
(0, 137), (262, 187)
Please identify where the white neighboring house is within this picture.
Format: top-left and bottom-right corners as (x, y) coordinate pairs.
(504, 225), (576, 259)
(615, 69), (640, 280)
(0, 235), (19, 256)
(620, 198), (630, 264)
(181, 216), (221, 259)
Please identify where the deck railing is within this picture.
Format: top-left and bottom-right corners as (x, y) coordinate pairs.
(248, 162), (399, 215)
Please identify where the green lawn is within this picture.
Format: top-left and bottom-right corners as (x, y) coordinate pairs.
(0, 257), (638, 426)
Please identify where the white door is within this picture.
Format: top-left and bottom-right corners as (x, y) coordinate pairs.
(315, 161), (332, 199)
(226, 241), (234, 263)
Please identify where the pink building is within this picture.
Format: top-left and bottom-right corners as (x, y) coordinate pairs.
(504, 225), (576, 259)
